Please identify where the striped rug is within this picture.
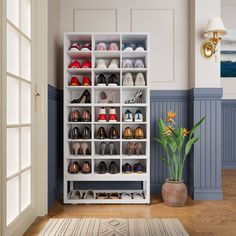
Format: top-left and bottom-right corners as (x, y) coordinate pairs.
(38, 218), (189, 236)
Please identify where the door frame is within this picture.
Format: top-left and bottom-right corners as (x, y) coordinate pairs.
(0, 0), (48, 235)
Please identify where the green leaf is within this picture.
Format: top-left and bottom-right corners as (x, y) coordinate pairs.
(177, 127), (184, 151)
(158, 119), (167, 134)
(153, 137), (162, 144)
(185, 136), (199, 156)
(189, 117), (205, 139)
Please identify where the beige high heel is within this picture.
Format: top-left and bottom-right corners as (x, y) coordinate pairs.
(81, 142), (90, 155)
(72, 142), (80, 155)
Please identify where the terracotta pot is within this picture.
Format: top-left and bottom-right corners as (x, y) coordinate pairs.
(162, 179), (187, 207)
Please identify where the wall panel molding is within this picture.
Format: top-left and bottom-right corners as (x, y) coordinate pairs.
(73, 9), (117, 32)
(48, 85), (63, 208)
(189, 88), (223, 200)
(131, 9), (174, 84)
(48, 86), (233, 200)
(222, 99), (236, 169)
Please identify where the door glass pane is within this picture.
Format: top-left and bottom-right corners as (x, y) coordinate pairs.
(7, 0), (19, 27)
(7, 128), (20, 177)
(21, 127), (31, 169)
(7, 24), (19, 75)
(7, 76), (19, 125)
(21, 169), (31, 211)
(7, 176), (20, 225)
(21, 82), (31, 124)
(21, 37), (31, 81)
(21, 0), (31, 37)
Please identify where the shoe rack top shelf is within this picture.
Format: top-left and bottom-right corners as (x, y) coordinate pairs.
(64, 33), (150, 204)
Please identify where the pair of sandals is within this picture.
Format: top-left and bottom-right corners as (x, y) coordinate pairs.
(123, 59), (145, 69)
(70, 189), (95, 199)
(120, 192), (144, 200)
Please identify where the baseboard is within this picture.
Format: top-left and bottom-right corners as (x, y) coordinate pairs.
(191, 188), (223, 200)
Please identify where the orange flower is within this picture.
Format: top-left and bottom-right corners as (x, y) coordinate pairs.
(166, 111), (176, 124)
(183, 128), (189, 137)
(167, 111), (176, 119)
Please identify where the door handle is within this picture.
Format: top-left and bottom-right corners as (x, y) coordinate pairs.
(34, 84), (40, 113)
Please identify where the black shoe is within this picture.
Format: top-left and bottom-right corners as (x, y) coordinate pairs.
(109, 161), (119, 174)
(109, 127), (119, 139)
(71, 89), (91, 103)
(108, 74), (119, 86)
(133, 163), (143, 173)
(81, 127), (91, 139)
(97, 161), (107, 174)
(122, 163), (132, 174)
(97, 74), (107, 86)
(70, 127), (80, 139)
(97, 127), (107, 139)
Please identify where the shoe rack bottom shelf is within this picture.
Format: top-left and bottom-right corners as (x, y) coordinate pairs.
(66, 190), (149, 204)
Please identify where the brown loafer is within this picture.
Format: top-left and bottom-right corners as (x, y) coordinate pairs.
(123, 127), (133, 139)
(82, 161), (91, 174)
(135, 127), (144, 139)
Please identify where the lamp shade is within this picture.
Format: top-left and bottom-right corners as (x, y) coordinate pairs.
(204, 17), (227, 38)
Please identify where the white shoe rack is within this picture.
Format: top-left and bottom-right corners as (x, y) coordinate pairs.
(63, 33), (150, 204)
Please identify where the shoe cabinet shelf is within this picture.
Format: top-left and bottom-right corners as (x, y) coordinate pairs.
(64, 33), (150, 204)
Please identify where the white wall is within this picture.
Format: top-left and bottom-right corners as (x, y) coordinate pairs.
(48, 0), (61, 89)
(221, 0), (236, 99)
(59, 0), (189, 90)
(190, 0), (221, 89)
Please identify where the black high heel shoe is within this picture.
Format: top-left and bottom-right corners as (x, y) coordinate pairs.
(71, 89), (91, 103)
(125, 90), (143, 103)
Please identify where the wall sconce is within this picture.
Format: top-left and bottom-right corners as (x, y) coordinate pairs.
(201, 17), (227, 59)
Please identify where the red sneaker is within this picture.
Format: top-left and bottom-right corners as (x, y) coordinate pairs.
(70, 76), (81, 86)
(83, 76), (91, 86)
(68, 60), (81, 68)
(81, 60), (91, 68)
(98, 108), (106, 122)
(108, 108), (117, 122)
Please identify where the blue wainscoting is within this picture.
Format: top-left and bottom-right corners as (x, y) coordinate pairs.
(150, 90), (189, 194)
(48, 85), (63, 209)
(189, 88), (223, 200)
(222, 100), (236, 169)
(48, 86), (235, 206)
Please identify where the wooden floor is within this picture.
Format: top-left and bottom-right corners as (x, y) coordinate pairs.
(25, 170), (236, 236)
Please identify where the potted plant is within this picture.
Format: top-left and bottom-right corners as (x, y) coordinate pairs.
(154, 111), (205, 206)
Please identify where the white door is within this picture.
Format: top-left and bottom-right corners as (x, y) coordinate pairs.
(0, 0), (48, 235)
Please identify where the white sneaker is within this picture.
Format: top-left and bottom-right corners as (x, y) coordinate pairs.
(134, 109), (143, 122)
(96, 59), (107, 69)
(123, 73), (134, 86)
(134, 59), (145, 68)
(123, 109), (133, 122)
(123, 59), (133, 68)
(135, 73), (146, 86)
(108, 59), (119, 69)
